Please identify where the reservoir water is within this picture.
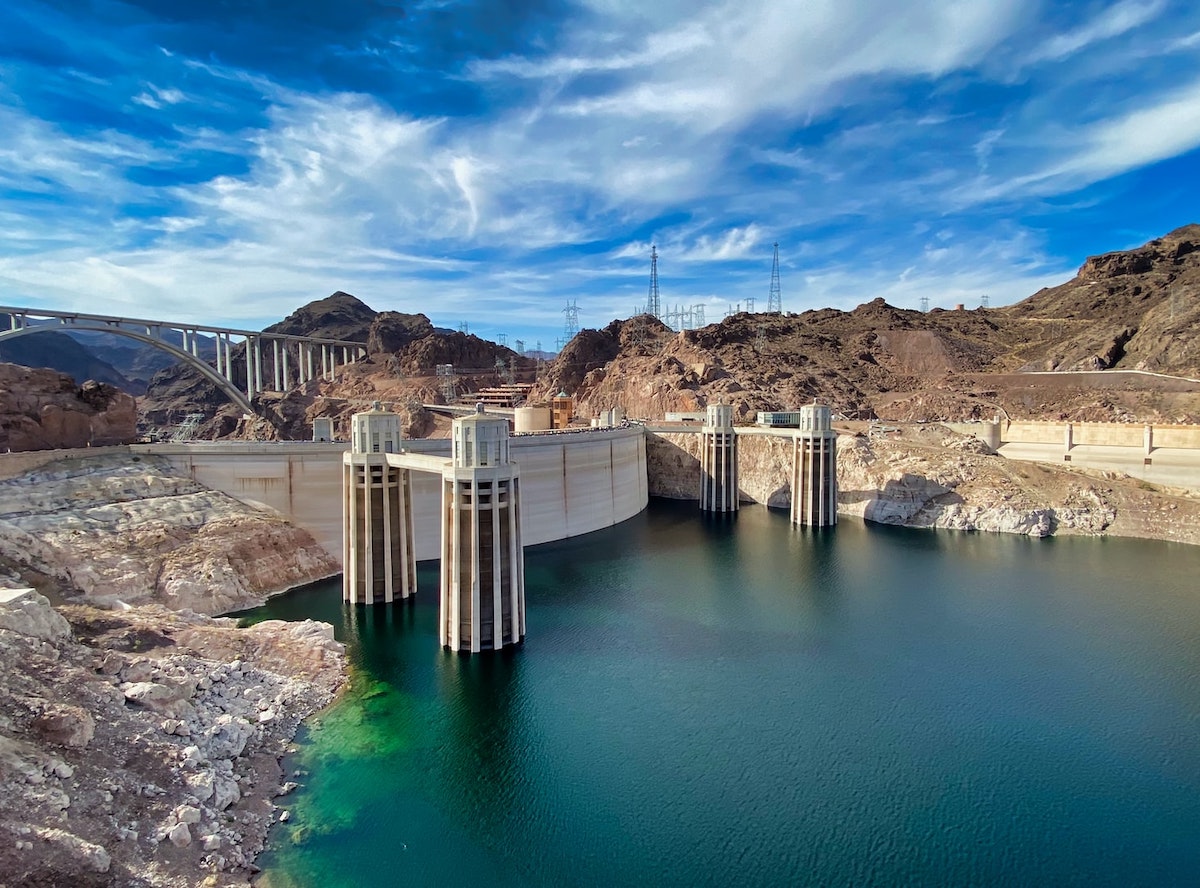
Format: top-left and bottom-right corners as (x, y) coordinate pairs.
(245, 501), (1200, 887)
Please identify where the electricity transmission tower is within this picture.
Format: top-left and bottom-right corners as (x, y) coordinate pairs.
(767, 242), (782, 313)
(920, 296), (930, 313)
(558, 299), (580, 351)
(646, 245), (661, 320)
(981, 293), (990, 309)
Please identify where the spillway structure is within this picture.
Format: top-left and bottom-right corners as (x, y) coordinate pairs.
(440, 406), (526, 653)
(342, 404), (416, 604)
(791, 403), (838, 527)
(700, 402), (739, 512)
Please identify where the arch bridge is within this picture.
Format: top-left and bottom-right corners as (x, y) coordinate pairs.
(0, 305), (368, 415)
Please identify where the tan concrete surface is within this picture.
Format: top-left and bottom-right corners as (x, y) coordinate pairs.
(136, 426), (649, 564)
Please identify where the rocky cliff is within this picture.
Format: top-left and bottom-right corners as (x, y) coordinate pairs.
(647, 426), (1200, 543)
(0, 452), (339, 614)
(0, 588), (344, 887)
(0, 447), (347, 886)
(0, 363), (137, 452)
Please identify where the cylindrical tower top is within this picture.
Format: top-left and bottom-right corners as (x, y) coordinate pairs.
(705, 403), (734, 429)
(798, 403), (832, 433)
(350, 405), (402, 454)
(452, 413), (512, 468)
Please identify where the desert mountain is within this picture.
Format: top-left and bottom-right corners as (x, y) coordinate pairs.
(524, 225), (1200, 425)
(0, 317), (134, 392)
(138, 292), (529, 440)
(6, 227), (1198, 442)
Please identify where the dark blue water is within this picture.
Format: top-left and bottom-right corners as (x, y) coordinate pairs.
(246, 502), (1200, 887)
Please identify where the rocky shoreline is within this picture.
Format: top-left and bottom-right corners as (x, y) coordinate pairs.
(0, 590), (345, 887)
(0, 452), (347, 887)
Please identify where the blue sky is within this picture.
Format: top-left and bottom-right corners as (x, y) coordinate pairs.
(1, 0), (1199, 349)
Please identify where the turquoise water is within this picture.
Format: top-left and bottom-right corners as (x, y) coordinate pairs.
(245, 502), (1200, 887)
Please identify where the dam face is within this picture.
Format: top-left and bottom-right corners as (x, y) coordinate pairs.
(135, 424), (649, 561)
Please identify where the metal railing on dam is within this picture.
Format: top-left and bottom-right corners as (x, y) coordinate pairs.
(0, 305), (367, 415)
(133, 424), (649, 561)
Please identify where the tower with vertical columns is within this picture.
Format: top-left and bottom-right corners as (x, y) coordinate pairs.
(791, 403), (838, 527)
(700, 403), (739, 512)
(440, 407), (526, 653)
(342, 404), (416, 604)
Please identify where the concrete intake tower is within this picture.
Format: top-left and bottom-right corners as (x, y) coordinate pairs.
(700, 403), (739, 512)
(440, 407), (526, 653)
(791, 403), (838, 527)
(342, 404), (417, 604)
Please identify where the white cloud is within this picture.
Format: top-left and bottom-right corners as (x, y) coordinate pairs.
(1025, 0), (1164, 64)
(493, 0), (1031, 133)
(957, 76), (1200, 203)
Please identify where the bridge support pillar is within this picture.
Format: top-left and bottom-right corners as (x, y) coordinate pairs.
(700, 403), (739, 512)
(342, 405), (415, 604)
(440, 407), (526, 653)
(791, 403), (838, 527)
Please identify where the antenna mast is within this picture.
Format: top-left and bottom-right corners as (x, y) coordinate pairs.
(768, 242), (782, 313)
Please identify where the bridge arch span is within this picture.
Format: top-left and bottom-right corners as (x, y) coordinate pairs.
(0, 323), (255, 414)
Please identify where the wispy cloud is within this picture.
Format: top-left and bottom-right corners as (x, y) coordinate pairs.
(1, 0), (1199, 347)
(1024, 0), (1165, 64)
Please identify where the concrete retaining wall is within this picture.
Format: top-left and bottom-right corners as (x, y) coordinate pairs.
(1002, 420), (1200, 450)
(1149, 425), (1200, 448)
(0, 445), (130, 481)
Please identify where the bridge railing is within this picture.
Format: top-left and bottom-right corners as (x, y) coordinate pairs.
(0, 304), (368, 404)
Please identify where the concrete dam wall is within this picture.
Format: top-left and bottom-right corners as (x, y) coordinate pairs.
(136, 425), (649, 562)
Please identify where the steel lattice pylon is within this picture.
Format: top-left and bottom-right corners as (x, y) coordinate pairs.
(768, 242), (782, 313)
(646, 245), (661, 320)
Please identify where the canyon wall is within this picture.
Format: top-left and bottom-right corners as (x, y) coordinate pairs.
(646, 426), (1200, 543)
(0, 452), (339, 614)
(0, 363), (136, 452)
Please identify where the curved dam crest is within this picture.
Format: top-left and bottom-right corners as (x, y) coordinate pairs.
(136, 425), (653, 561)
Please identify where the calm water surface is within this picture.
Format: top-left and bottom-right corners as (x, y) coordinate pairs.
(245, 501), (1200, 887)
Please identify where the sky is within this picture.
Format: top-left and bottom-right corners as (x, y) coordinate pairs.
(1, 0), (1199, 350)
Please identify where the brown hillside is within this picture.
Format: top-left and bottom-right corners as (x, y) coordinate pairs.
(118, 224), (1200, 436)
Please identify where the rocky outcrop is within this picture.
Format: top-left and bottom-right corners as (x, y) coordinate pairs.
(0, 364), (137, 453)
(0, 589), (344, 887)
(647, 425), (1200, 543)
(0, 453), (338, 613)
(366, 311), (435, 354)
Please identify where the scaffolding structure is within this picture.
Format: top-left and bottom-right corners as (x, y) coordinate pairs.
(663, 303), (709, 331)
(169, 413), (205, 442)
